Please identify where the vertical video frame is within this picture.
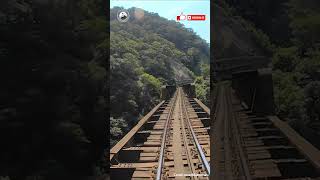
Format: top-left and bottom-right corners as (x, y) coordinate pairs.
(110, 0), (210, 179)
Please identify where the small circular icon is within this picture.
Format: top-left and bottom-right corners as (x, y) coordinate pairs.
(117, 10), (130, 22)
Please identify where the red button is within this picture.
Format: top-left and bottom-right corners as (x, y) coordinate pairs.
(188, 15), (206, 21)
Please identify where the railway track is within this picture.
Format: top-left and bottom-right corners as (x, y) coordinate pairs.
(212, 82), (320, 180)
(110, 82), (320, 179)
(110, 87), (210, 179)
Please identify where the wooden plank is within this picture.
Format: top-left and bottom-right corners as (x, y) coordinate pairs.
(194, 98), (210, 114)
(123, 146), (159, 152)
(111, 159), (203, 169)
(132, 171), (153, 178)
(248, 152), (271, 160)
(139, 156), (157, 162)
(143, 141), (161, 146)
(247, 145), (294, 151)
(110, 101), (165, 160)
(250, 159), (278, 169)
(273, 158), (307, 163)
(111, 162), (157, 168)
(253, 167), (281, 178)
(140, 152), (158, 157)
(268, 116), (320, 172)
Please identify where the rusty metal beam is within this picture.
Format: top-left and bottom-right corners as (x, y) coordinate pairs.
(268, 116), (320, 172)
(110, 101), (165, 161)
(183, 92), (210, 175)
(194, 98), (210, 115)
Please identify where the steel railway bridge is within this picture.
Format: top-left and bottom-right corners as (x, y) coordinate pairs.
(109, 56), (320, 180)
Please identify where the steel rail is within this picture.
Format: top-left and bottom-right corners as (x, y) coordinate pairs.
(228, 90), (252, 180)
(181, 89), (211, 175)
(155, 89), (178, 180)
(178, 88), (197, 180)
(223, 87), (233, 180)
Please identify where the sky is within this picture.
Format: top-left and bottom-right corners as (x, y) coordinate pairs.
(110, 0), (210, 43)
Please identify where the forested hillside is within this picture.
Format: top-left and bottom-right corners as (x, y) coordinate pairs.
(0, 0), (107, 179)
(110, 7), (210, 146)
(218, 0), (320, 148)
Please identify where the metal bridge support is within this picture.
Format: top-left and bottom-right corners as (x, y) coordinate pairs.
(160, 85), (176, 100)
(182, 84), (196, 98)
(231, 68), (275, 115)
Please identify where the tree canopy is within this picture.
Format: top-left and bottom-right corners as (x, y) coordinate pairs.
(221, 0), (320, 148)
(110, 7), (210, 146)
(0, 0), (108, 179)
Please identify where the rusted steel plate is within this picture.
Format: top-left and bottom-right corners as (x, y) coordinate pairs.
(268, 116), (320, 172)
(194, 98), (210, 114)
(110, 101), (165, 160)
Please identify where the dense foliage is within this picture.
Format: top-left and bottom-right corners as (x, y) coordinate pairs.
(0, 0), (107, 179)
(221, 0), (320, 146)
(110, 7), (210, 146)
(195, 64), (210, 105)
(221, 0), (290, 44)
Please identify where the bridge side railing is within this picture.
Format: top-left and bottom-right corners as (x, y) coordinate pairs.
(110, 101), (165, 161)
